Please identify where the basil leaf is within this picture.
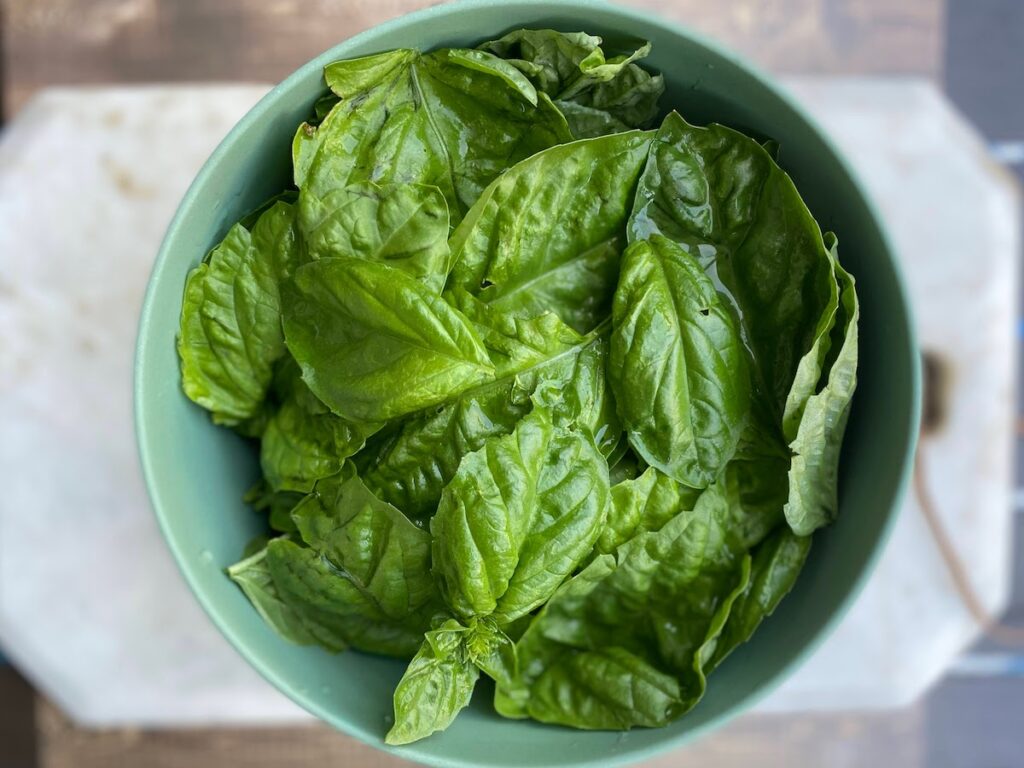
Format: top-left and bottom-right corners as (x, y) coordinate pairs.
(709, 526), (812, 669)
(357, 332), (614, 521)
(446, 131), (653, 333)
(479, 29), (665, 137)
(261, 370), (379, 493)
(528, 646), (683, 728)
(386, 624), (480, 745)
(254, 466), (441, 657)
(784, 261), (859, 534)
(431, 408), (610, 625)
(610, 236), (751, 488)
(290, 466), (440, 624)
(629, 111), (838, 422)
(295, 48), (572, 223)
(448, 288), (584, 378)
(178, 201), (300, 427)
(298, 182), (450, 286)
(282, 257), (495, 422)
(597, 467), (700, 555)
(227, 547), (317, 645)
(243, 480), (304, 533)
(497, 483), (751, 727)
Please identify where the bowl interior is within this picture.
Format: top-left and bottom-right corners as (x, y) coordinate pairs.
(135, 2), (920, 766)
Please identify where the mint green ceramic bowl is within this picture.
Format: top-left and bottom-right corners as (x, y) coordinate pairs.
(136, 1), (920, 764)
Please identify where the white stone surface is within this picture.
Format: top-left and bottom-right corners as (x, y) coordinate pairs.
(0, 86), (308, 725)
(0, 81), (1017, 725)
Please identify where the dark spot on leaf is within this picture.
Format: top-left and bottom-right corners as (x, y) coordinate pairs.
(480, 279), (494, 289)
(699, 308), (710, 316)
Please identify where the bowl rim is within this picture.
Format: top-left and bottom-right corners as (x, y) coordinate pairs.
(135, 0), (922, 764)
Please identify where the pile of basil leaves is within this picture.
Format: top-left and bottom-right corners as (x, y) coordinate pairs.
(178, 30), (858, 745)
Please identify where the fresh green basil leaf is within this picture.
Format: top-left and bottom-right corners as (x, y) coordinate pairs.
(178, 201), (300, 426)
(257, 466), (440, 656)
(431, 408), (610, 625)
(446, 131), (653, 333)
(553, 101), (631, 139)
(290, 465), (440, 624)
(478, 29), (664, 137)
(784, 261), (859, 534)
(227, 546), (317, 645)
(519, 332), (622, 459)
(498, 483), (751, 727)
(560, 63), (664, 138)
(781, 234), (841, 441)
(282, 257), (495, 423)
(596, 467), (700, 555)
(356, 384), (530, 522)
(709, 526), (811, 669)
(444, 48), (539, 105)
(356, 332), (613, 521)
(386, 628), (480, 745)
(295, 48), (572, 224)
(478, 29), (607, 94)
(629, 111), (838, 423)
(298, 182), (450, 286)
(610, 235), (751, 488)
(447, 288), (584, 378)
(527, 646), (683, 729)
(264, 539), (424, 658)
(243, 480), (304, 534)
(261, 373), (380, 493)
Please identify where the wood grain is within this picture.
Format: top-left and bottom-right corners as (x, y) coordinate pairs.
(4, 0), (944, 116)
(34, 694), (925, 768)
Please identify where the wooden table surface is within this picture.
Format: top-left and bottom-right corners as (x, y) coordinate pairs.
(1, 1), (944, 766)
(4, 0), (943, 118)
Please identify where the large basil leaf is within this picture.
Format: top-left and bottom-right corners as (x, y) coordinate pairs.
(227, 546), (317, 645)
(446, 131), (653, 333)
(281, 257), (494, 422)
(357, 331), (617, 521)
(264, 539), (421, 656)
(610, 236), (751, 488)
(709, 526), (811, 669)
(629, 111), (838, 421)
(784, 261), (859, 534)
(290, 466), (440, 622)
(385, 621), (480, 745)
(256, 466), (441, 657)
(298, 181), (449, 285)
(526, 646), (683, 729)
(479, 29), (664, 138)
(294, 48), (572, 223)
(496, 483), (751, 727)
(596, 467), (700, 555)
(431, 408), (610, 625)
(178, 201), (300, 428)
(261, 367), (379, 493)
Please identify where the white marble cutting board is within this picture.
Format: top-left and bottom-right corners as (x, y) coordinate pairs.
(0, 80), (1018, 725)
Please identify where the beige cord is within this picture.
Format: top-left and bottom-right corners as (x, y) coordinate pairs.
(913, 434), (1024, 646)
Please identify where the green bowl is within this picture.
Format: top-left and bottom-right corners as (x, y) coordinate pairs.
(135, 1), (920, 765)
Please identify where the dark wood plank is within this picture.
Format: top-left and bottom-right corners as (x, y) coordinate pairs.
(4, 0), (944, 116)
(0, 666), (38, 767)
